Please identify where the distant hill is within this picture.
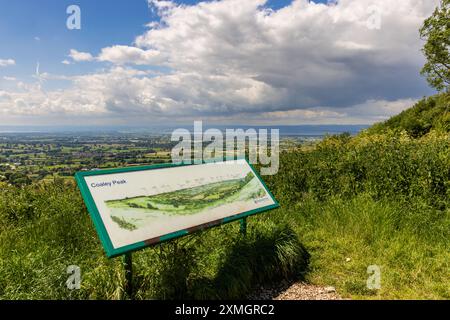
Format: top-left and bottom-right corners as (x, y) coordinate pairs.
(367, 93), (450, 137)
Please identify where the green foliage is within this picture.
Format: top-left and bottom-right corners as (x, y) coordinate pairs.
(263, 128), (449, 299)
(204, 222), (309, 299)
(420, 0), (450, 91)
(4, 172), (32, 186)
(0, 180), (101, 299)
(267, 130), (450, 209)
(140, 221), (309, 300)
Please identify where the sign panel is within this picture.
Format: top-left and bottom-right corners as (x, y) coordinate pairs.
(75, 159), (279, 257)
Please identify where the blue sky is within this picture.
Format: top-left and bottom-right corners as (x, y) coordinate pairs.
(0, 0), (328, 78)
(0, 0), (151, 79)
(0, 0), (438, 126)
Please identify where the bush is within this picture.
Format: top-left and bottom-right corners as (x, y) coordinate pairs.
(266, 130), (450, 210)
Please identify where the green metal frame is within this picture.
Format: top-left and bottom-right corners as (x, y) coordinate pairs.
(75, 157), (279, 258)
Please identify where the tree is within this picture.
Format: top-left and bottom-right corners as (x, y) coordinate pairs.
(420, 0), (450, 91)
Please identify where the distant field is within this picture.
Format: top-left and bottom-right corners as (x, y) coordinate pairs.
(0, 133), (305, 186)
(0, 134), (176, 185)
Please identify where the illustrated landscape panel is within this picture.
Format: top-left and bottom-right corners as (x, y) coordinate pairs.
(83, 160), (276, 250)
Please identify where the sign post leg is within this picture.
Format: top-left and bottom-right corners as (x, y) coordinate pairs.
(123, 253), (133, 298)
(240, 217), (247, 236)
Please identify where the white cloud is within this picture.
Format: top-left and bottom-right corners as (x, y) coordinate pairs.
(0, 66), (417, 125)
(0, 59), (15, 67)
(97, 45), (163, 65)
(68, 49), (94, 62)
(149, 0), (176, 13)
(340, 98), (417, 121)
(61, 60), (72, 65)
(0, 0), (440, 125)
(335, 40), (373, 51)
(133, 0), (437, 109)
(237, 98), (416, 125)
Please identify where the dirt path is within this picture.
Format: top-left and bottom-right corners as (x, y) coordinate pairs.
(248, 281), (343, 300)
(274, 283), (342, 300)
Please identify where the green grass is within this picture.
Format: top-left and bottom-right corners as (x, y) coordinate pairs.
(283, 194), (449, 299)
(262, 128), (449, 299)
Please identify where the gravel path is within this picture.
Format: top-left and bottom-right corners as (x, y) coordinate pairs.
(274, 283), (342, 300)
(248, 281), (343, 300)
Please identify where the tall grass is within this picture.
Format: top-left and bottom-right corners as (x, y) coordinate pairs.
(0, 180), (308, 299)
(264, 130), (449, 299)
(280, 195), (449, 299)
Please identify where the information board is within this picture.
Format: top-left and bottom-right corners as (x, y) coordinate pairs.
(75, 159), (279, 257)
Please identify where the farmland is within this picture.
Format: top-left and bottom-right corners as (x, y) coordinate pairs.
(0, 133), (174, 185)
(0, 132), (304, 185)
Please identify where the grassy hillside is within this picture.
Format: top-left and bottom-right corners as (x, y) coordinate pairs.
(0, 97), (449, 300)
(262, 95), (449, 298)
(368, 93), (450, 137)
(265, 130), (449, 299)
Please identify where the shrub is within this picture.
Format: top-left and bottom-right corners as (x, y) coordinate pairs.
(266, 130), (450, 210)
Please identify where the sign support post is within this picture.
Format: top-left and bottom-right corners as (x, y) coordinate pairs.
(123, 252), (133, 298)
(240, 217), (247, 236)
